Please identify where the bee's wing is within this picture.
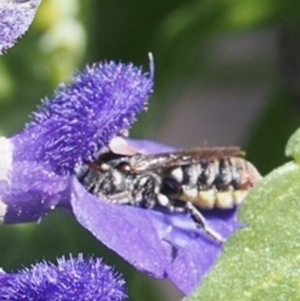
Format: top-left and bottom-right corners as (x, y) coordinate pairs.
(131, 147), (245, 171)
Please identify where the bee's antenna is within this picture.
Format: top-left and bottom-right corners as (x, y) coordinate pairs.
(148, 52), (155, 81)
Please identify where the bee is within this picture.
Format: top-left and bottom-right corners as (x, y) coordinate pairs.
(77, 147), (261, 242)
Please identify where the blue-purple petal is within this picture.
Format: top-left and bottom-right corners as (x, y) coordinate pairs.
(0, 254), (127, 301)
(71, 178), (171, 277)
(0, 0), (41, 54)
(163, 211), (240, 294)
(0, 156), (70, 223)
(3, 129), (242, 295)
(13, 62), (153, 174)
(71, 139), (241, 294)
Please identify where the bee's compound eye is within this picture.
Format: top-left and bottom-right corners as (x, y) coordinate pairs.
(116, 162), (132, 174)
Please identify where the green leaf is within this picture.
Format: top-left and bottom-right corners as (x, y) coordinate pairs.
(286, 128), (300, 165)
(185, 161), (300, 301)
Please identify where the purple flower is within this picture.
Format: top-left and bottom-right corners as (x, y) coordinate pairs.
(0, 58), (250, 295)
(0, 0), (41, 54)
(71, 164), (241, 294)
(0, 254), (126, 301)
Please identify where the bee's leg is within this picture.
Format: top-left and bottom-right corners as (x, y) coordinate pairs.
(185, 202), (224, 243)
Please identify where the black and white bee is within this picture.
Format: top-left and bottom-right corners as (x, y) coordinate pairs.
(77, 147), (261, 242)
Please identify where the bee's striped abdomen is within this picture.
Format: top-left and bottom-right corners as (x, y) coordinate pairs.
(162, 157), (261, 210)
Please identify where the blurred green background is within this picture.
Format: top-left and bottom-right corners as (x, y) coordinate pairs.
(0, 0), (300, 300)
